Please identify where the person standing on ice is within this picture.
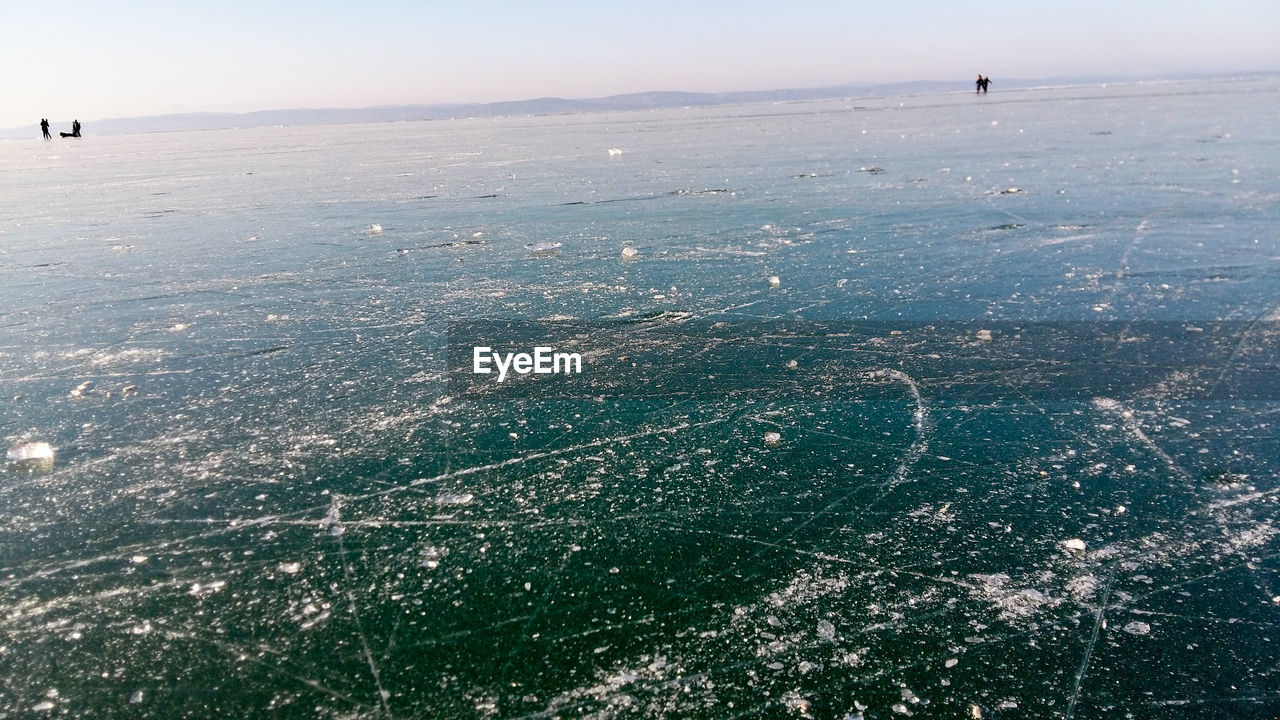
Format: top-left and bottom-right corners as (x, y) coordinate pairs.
(981, 76), (992, 93)
(976, 74), (983, 93)
(40, 118), (51, 139)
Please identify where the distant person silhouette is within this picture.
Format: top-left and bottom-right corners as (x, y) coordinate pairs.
(981, 76), (992, 93)
(72, 119), (81, 137)
(41, 118), (51, 139)
(976, 74), (983, 94)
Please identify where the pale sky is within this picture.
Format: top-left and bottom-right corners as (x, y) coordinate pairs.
(3, 0), (1277, 129)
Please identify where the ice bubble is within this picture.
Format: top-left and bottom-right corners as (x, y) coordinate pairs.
(786, 359), (799, 369)
(763, 431), (782, 445)
(767, 275), (781, 288)
(621, 246), (638, 260)
(367, 224), (383, 235)
(6, 440), (54, 466)
(278, 562), (302, 574)
(817, 619), (836, 640)
(975, 329), (993, 342)
(607, 148), (623, 157)
(945, 658), (958, 668)
(1062, 538), (1086, 552)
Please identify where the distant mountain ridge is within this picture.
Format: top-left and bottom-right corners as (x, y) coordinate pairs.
(5, 72), (1271, 138)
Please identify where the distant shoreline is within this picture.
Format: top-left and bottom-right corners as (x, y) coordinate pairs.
(4, 70), (1275, 140)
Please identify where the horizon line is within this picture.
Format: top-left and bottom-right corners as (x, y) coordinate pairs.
(5, 68), (1276, 137)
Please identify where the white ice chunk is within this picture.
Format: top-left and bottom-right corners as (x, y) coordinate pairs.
(435, 493), (474, 506)
(189, 580), (226, 596)
(6, 441), (54, 464)
(1122, 621), (1151, 636)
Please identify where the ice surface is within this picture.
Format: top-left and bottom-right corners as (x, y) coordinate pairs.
(1, 77), (1279, 718)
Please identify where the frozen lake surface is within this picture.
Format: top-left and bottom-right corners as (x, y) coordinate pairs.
(2, 77), (1279, 718)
